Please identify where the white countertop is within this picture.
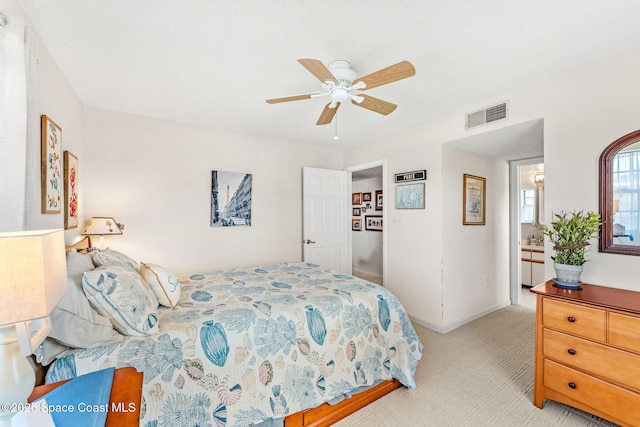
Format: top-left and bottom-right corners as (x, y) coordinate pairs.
(522, 244), (545, 251)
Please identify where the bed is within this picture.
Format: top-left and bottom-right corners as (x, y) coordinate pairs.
(41, 238), (423, 426)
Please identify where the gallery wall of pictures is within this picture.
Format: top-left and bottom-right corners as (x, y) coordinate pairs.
(351, 169), (428, 231)
(352, 188), (382, 231)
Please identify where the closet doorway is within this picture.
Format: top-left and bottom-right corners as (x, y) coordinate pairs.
(347, 160), (386, 286)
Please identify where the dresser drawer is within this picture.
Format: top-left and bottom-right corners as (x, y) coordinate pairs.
(542, 298), (606, 342)
(544, 328), (640, 391)
(544, 359), (640, 426)
(609, 312), (640, 354)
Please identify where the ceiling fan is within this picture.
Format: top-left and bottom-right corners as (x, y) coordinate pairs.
(266, 59), (416, 125)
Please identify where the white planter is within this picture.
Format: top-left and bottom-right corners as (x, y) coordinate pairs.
(554, 263), (584, 289)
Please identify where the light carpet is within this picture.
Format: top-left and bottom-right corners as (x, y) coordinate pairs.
(334, 304), (618, 427)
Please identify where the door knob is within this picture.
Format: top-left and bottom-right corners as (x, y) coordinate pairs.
(304, 239), (316, 244)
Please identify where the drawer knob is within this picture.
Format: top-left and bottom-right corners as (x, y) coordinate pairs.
(568, 382), (577, 389)
(567, 316), (576, 323)
(567, 348), (576, 355)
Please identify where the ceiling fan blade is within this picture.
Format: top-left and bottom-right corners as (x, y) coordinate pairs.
(352, 94), (397, 115)
(353, 60), (416, 90)
(266, 93), (316, 104)
(298, 58), (337, 84)
(316, 102), (340, 125)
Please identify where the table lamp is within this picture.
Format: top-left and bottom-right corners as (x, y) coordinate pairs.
(0, 229), (67, 427)
(81, 216), (124, 249)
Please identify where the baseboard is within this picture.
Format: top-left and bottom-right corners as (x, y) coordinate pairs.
(352, 270), (382, 279)
(409, 300), (511, 334)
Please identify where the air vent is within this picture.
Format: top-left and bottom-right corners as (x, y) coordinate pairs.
(465, 101), (508, 129)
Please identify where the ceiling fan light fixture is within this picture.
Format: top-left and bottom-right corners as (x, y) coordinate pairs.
(331, 87), (349, 103)
(266, 58), (415, 126)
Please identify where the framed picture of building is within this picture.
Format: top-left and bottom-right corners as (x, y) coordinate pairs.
(211, 170), (252, 227)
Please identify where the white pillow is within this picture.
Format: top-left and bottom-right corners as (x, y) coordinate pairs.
(43, 249), (123, 364)
(92, 248), (139, 270)
(82, 263), (159, 336)
(140, 262), (181, 308)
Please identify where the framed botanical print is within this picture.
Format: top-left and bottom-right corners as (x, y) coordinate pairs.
(463, 174), (486, 225)
(64, 151), (78, 229)
(41, 115), (62, 214)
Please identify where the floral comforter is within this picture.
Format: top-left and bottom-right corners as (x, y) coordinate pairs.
(47, 262), (423, 427)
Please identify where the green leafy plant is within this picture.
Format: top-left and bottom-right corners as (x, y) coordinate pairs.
(534, 210), (601, 266)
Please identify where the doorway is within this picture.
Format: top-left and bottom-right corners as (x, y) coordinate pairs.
(509, 158), (544, 306)
(346, 160), (386, 286)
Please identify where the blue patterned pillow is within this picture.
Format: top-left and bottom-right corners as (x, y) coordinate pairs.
(82, 263), (159, 336)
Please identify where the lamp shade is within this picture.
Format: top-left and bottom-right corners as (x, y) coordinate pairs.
(82, 217), (123, 235)
(0, 229), (67, 326)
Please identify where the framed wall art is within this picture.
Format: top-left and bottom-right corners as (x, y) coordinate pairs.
(352, 218), (361, 231)
(211, 170), (252, 227)
(41, 115), (62, 214)
(352, 207), (361, 216)
(362, 192), (372, 202)
(396, 183), (425, 209)
(375, 190), (383, 210)
(64, 151), (78, 229)
(365, 215), (383, 231)
(463, 174), (486, 225)
(352, 192), (362, 205)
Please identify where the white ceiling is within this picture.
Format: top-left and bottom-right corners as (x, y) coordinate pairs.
(15, 0), (640, 148)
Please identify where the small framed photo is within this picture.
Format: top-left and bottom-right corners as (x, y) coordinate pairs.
(352, 192), (362, 205)
(365, 215), (383, 231)
(362, 192), (372, 202)
(352, 218), (362, 231)
(41, 115), (62, 214)
(463, 174), (486, 225)
(353, 207), (361, 216)
(64, 151), (78, 229)
(396, 183), (425, 209)
(375, 190), (383, 210)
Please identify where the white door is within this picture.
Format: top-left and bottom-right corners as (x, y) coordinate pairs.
(302, 167), (351, 274)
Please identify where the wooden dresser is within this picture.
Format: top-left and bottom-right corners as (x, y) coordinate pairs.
(531, 281), (640, 427)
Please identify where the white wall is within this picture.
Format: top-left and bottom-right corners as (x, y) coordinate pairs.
(2, 0), (85, 241)
(352, 176), (383, 277)
(82, 108), (344, 273)
(442, 146), (510, 329)
(345, 48), (640, 331)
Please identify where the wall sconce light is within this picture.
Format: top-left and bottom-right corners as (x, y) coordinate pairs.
(82, 216), (124, 249)
(534, 172), (544, 185)
(0, 229), (67, 426)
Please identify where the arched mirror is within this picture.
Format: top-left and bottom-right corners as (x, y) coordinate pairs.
(599, 129), (640, 255)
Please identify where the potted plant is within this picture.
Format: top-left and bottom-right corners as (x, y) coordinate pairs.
(534, 210), (601, 289)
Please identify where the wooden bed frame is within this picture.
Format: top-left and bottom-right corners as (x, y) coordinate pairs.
(36, 237), (404, 426)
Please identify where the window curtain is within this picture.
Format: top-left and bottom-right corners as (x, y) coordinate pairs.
(0, 13), (26, 231)
(613, 150), (640, 239)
